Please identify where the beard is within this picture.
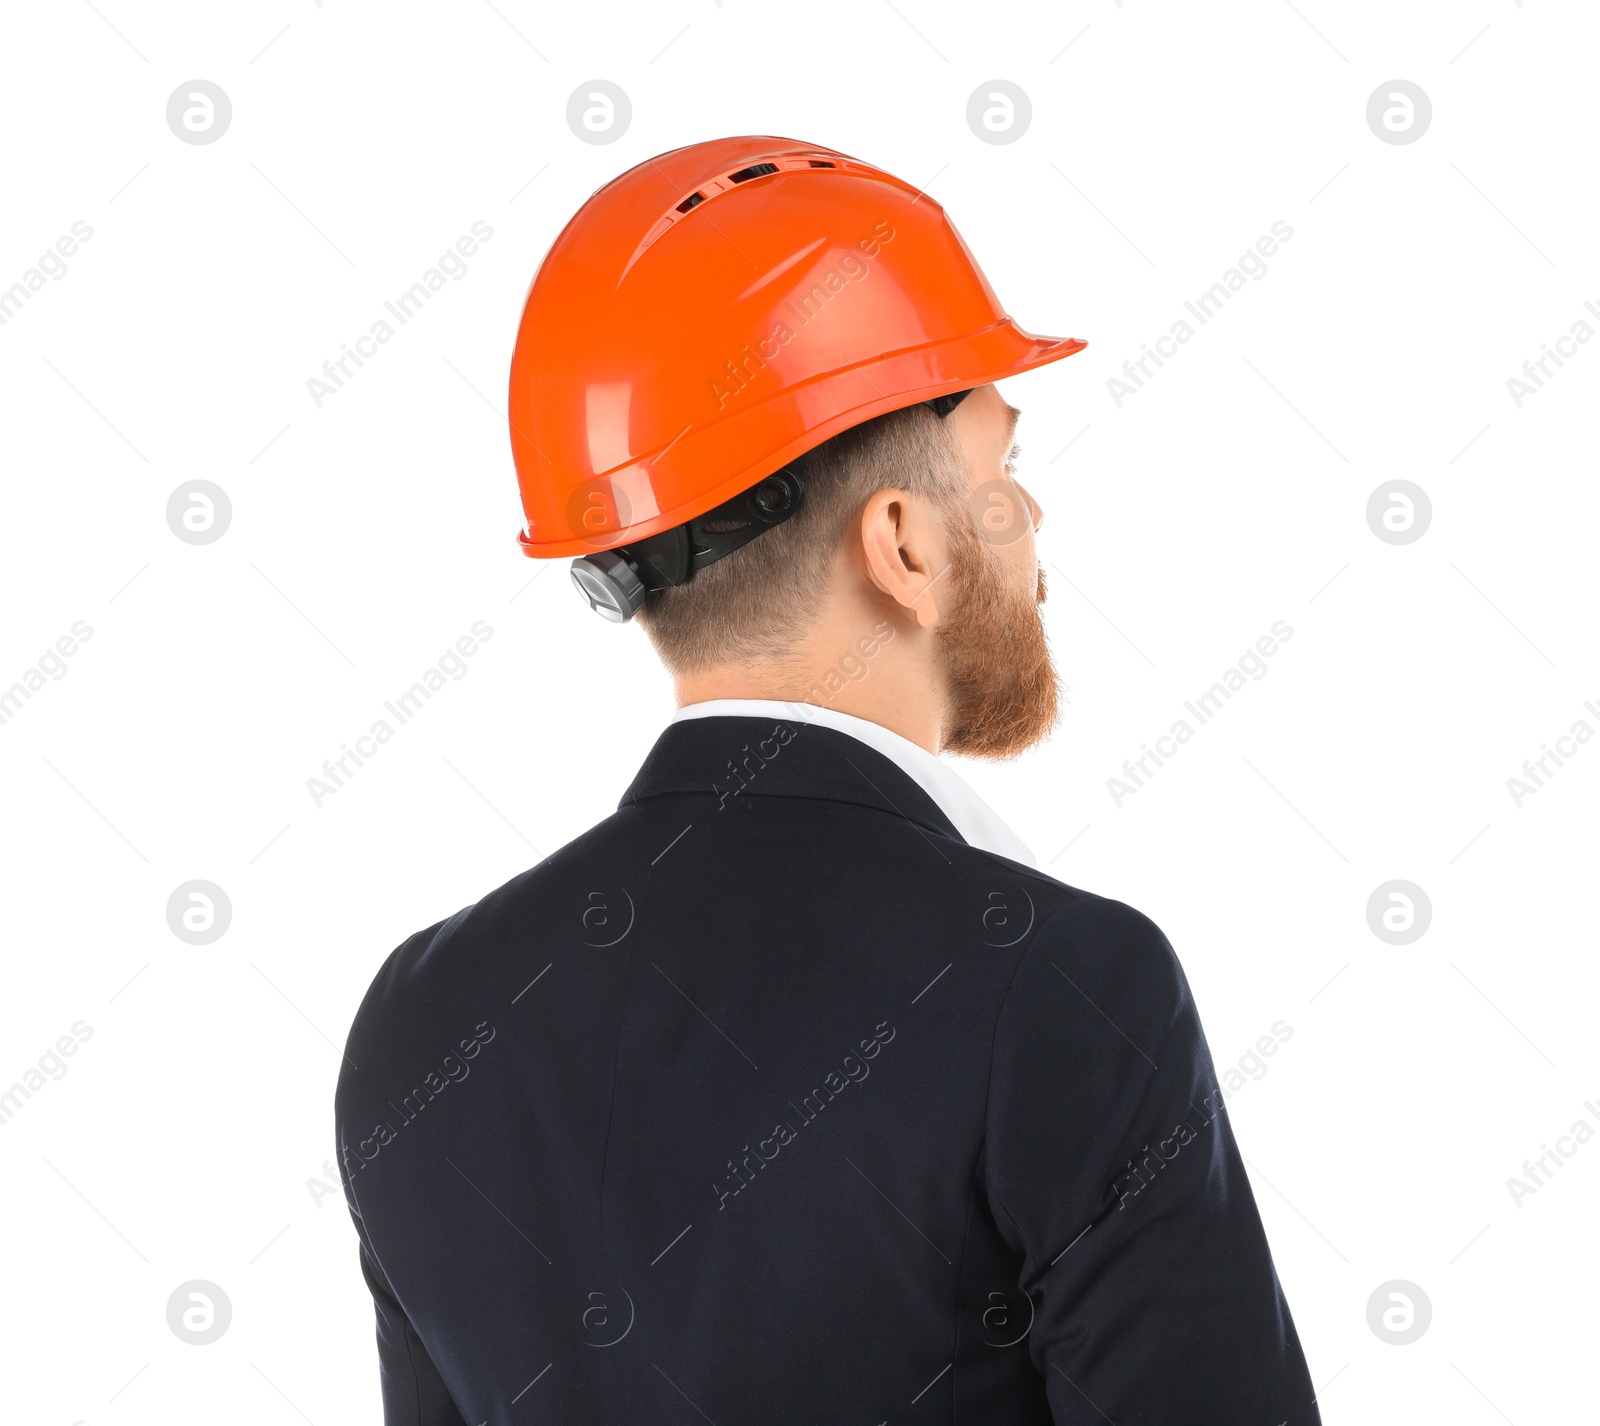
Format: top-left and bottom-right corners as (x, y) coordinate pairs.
(937, 524), (1060, 759)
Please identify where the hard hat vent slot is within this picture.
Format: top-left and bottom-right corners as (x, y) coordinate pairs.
(728, 163), (780, 183)
(675, 191), (706, 213)
(807, 160), (836, 168)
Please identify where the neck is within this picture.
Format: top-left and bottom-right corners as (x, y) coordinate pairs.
(673, 605), (948, 754)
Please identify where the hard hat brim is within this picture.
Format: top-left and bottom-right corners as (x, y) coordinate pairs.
(517, 320), (1085, 559)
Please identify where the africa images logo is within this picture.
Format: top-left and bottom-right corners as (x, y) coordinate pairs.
(714, 1020), (895, 1210)
(341, 1020), (497, 1178)
(707, 222), (897, 411)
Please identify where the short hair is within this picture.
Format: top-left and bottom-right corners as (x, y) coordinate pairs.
(638, 403), (967, 674)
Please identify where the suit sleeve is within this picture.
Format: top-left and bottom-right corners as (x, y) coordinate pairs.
(981, 895), (1320, 1426)
(339, 1134), (468, 1425)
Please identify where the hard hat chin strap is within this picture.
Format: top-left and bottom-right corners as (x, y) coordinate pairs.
(923, 389), (972, 419)
(569, 390), (972, 622)
(637, 459), (807, 590)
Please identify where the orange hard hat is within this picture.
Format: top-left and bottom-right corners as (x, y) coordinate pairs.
(506, 134), (1086, 616)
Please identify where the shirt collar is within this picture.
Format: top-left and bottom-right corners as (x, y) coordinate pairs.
(672, 699), (1036, 867)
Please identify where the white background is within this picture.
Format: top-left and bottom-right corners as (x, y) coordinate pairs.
(2, 1), (1596, 1422)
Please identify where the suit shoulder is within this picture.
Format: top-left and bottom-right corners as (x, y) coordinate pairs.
(338, 808), (641, 1064)
(1036, 889), (1177, 960)
(984, 893), (1205, 1167)
(1010, 888), (1191, 1022)
(946, 846), (1180, 978)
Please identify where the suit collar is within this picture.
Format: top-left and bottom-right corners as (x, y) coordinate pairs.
(619, 714), (965, 847)
(674, 700), (1036, 866)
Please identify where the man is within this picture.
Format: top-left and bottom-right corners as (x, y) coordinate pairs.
(336, 136), (1319, 1424)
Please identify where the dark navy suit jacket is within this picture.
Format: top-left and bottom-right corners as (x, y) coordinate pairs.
(336, 715), (1319, 1424)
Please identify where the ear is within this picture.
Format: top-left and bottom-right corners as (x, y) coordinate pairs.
(858, 488), (950, 630)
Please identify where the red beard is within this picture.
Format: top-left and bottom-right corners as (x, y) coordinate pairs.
(938, 530), (1060, 759)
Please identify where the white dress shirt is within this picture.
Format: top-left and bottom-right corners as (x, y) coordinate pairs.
(672, 699), (1036, 867)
